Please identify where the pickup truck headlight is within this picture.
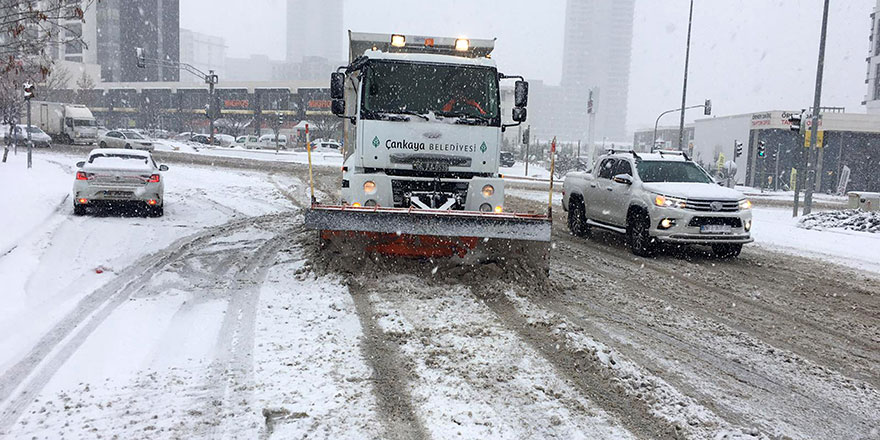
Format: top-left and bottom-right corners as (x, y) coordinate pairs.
(482, 184), (494, 198)
(739, 199), (752, 210)
(654, 194), (686, 209)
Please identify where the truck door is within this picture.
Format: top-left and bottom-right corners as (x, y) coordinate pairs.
(587, 158), (616, 223)
(607, 159), (634, 227)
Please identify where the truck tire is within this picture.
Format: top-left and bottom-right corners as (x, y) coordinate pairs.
(627, 211), (656, 257)
(712, 243), (742, 259)
(567, 196), (590, 237)
(73, 204), (86, 216)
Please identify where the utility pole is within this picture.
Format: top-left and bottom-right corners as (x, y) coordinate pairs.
(803, 0), (829, 216)
(523, 125), (530, 176)
(208, 70), (216, 145)
(774, 146), (781, 192)
(23, 81), (35, 169)
(678, 0), (695, 151)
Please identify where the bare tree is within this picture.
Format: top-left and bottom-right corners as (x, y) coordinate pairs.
(309, 116), (341, 141)
(0, 1), (98, 73)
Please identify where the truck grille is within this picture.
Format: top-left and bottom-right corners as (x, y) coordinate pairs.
(688, 217), (743, 228)
(683, 199), (740, 212)
(391, 179), (469, 208)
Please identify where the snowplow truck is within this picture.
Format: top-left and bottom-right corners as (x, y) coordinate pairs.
(304, 32), (551, 266)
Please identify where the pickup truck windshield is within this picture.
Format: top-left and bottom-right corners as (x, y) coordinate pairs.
(362, 61), (499, 121)
(636, 161), (713, 183)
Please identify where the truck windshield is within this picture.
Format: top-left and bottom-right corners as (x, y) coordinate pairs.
(362, 61), (499, 122)
(636, 161), (713, 184)
(74, 119), (96, 127)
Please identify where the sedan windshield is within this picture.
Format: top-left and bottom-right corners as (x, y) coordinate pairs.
(362, 61), (499, 121)
(636, 161), (713, 183)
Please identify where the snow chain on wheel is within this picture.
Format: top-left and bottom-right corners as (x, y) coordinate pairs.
(629, 213), (655, 257)
(567, 198), (590, 237)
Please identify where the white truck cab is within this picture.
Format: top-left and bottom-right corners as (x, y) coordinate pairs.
(330, 32), (528, 213)
(563, 150), (753, 257)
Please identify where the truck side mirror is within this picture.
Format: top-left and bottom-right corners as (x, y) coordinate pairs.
(514, 80), (529, 108)
(512, 107), (527, 122)
(330, 72), (345, 100)
(331, 99), (345, 116)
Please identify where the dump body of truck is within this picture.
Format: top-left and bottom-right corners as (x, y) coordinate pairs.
(305, 32), (550, 268)
(29, 101), (98, 145)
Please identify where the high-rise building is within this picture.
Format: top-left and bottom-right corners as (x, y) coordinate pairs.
(559, 0), (635, 141)
(95, 0), (179, 82)
(865, 0), (880, 114)
(180, 28), (226, 83)
(286, 0), (344, 64)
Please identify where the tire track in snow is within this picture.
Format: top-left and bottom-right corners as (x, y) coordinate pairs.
(0, 194), (69, 259)
(0, 212), (290, 434)
(345, 280), (430, 440)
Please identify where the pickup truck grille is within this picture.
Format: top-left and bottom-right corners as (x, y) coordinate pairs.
(682, 199), (740, 212)
(688, 217), (743, 228)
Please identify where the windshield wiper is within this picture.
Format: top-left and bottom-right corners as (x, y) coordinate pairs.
(435, 111), (491, 125)
(376, 111), (429, 121)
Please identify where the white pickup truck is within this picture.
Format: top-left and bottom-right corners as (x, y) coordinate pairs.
(562, 150), (753, 257)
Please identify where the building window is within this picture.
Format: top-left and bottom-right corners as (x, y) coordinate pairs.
(874, 64), (880, 100)
(65, 22), (83, 55)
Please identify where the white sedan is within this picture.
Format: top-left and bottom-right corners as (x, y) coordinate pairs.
(73, 149), (168, 216)
(98, 130), (155, 151)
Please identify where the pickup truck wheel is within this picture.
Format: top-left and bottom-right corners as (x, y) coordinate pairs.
(567, 198), (590, 237)
(712, 243), (742, 258)
(628, 214), (656, 257)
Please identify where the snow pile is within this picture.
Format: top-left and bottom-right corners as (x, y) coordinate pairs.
(797, 210), (880, 233)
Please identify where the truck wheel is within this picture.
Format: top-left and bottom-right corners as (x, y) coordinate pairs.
(99, 141), (107, 148)
(712, 244), (742, 259)
(628, 213), (656, 257)
(73, 204), (86, 216)
(567, 198), (590, 237)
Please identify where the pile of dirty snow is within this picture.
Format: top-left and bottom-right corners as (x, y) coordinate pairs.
(797, 209), (880, 233)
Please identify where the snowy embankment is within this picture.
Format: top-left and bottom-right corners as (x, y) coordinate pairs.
(747, 208), (880, 274)
(797, 209), (880, 234)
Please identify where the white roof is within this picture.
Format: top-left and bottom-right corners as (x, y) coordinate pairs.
(362, 50), (497, 68)
(605, 151), (688, 162)
(89, 148), (150, 157)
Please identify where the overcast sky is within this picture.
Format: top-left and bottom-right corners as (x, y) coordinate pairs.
(181, 0), (874, 134)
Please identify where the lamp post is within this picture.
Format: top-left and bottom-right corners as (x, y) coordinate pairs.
(678, 0), (695, 151)
(653, 102), (709, 151)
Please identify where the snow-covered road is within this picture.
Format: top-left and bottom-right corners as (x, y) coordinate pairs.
(0, 150), (877, 439)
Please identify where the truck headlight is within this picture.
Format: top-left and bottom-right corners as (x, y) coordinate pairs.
(654, 195), (685, 208)
(482, 184), (494, 198)
(739, 199), (752, 210)
(363, 181), (377, 194)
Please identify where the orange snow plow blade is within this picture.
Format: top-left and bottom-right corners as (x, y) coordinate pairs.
(304, 205), (551, 268)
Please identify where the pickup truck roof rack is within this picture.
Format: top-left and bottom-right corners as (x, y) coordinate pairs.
(606, 149), (641, 160)
(653, 149), (692, 161)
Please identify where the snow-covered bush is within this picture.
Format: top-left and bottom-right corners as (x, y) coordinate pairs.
(798, 209), (880, 233)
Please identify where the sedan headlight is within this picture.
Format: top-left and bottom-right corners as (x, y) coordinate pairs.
(482, 184), (495, 198)
(363, 181), (377, 194)
(654, 194), (686, 209)
(739, 199), (752, 210)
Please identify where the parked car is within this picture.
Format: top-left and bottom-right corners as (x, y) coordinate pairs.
(310, 138), (342, 150)
(563, 150), (753, 258)
(189, 134), (221, 146)
(10, 124), (52, 147)
(234, 135), (262, 149)
(98, 130), (154, 151)
(259, 133), (288, 149)
(72, 149), (168, 216)
(499, 151), (516, 167)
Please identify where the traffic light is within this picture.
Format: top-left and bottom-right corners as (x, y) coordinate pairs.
(587, 90), (594, 115)
(757, 141), (766, 158)
(522, 126), (530, 144)
(23, 81), (35, 100)
(277, 112), (284, 126)
(734, 141), (743, 158)
(704, 99), (712, 116)
(135, 47), (146, 69)
(788, 111), (803, 133)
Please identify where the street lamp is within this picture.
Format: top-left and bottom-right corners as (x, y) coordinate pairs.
(653, 100), (710, 152)
(678, 0), (695, 151)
